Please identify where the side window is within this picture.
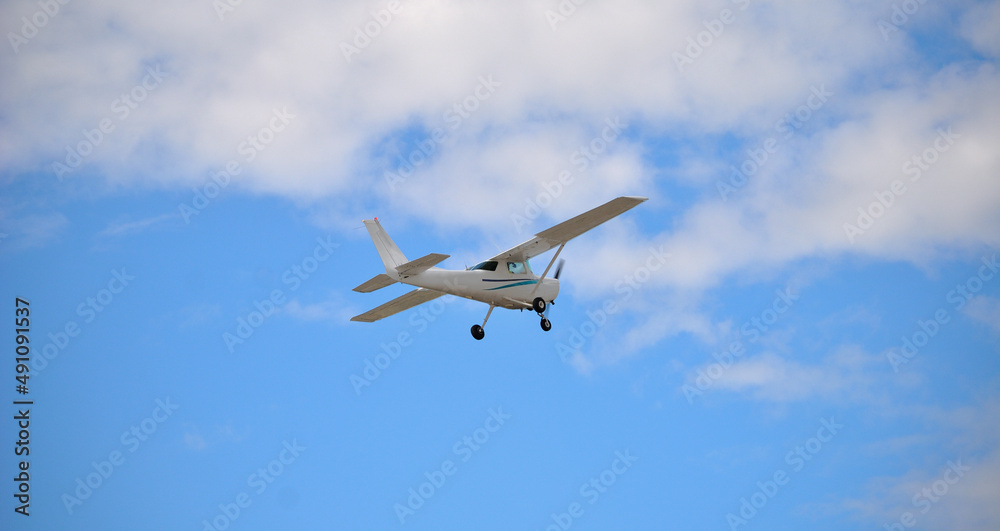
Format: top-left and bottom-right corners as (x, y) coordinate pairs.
(507, 262), (526, 274)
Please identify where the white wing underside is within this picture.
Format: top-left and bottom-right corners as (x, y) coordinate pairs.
(489, 196), (648, 262)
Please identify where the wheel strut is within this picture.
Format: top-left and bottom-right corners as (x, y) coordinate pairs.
(471, 304), (495, 341)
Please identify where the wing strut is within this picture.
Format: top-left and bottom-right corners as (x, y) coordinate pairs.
(530, 243), (565, 298)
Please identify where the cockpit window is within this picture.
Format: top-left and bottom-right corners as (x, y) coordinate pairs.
(507, 261), (527, 274)
(471, 261), (498, 271)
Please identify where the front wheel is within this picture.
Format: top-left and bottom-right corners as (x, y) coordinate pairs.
(540, 318), (552, 332)
(471, 324), (485, 340)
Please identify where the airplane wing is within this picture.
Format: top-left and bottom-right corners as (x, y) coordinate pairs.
(350, 288), (447, 323)
(489, 196), (648, 262)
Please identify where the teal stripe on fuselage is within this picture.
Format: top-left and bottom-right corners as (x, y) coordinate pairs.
(484, 279), (538, 291)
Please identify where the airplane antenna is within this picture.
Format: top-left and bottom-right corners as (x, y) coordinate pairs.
(488, 234), (502, 253)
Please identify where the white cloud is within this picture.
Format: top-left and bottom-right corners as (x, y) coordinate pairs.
(0, 211), (68, 250)
(182, 422), (246, 451)
(683, 344), (889, 403)
(844, 397), (1000, 531)
(0, 1), (925, 213)
(4, 0), (999, 361)
(963, 296), (1000, 333)
(177, 303), (223, 329)
(960, 1), (1000, 59)
(183, 431), (207, 451)
(98, 213), (176, 238)
(284, 293), (358, 324)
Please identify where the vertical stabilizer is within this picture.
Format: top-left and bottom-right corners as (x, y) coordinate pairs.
(363, 219), (408, 276)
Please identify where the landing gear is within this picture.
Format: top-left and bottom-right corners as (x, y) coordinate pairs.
(471, 304), (495, 340)
(471, 301), (553, 339)
(534, 297), (553, 332)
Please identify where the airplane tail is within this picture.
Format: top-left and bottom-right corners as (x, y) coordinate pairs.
(363, 219), (408, 276)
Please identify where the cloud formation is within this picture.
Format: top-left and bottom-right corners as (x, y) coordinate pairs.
(3, 0), (998, 354)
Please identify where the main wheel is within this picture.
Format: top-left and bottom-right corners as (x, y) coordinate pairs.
(532, 297), (546, 314)
(471, 324), (485, 340)
(540, 318), (552, 332)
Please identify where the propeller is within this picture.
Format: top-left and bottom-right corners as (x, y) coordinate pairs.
(529, 244), (565, 299)
(553, 259), (565, 280)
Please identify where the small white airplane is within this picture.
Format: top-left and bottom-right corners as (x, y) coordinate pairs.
(351, 196), (648, 340)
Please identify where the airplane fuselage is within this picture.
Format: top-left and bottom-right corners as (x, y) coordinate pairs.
(401, 268), (560, 310)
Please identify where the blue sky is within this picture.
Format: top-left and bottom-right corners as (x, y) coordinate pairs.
(2, 1), (1000, 530)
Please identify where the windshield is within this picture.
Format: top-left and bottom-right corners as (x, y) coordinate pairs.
(471, 261), (498, 271)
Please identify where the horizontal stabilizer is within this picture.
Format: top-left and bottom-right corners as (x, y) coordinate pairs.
(351, 288), (446, 322)
(395, 253), (449, 277)
(353, 273), (397, 293)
